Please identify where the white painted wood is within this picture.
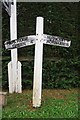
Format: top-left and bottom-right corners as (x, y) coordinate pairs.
(8, 61), (13, 93)
(17, 61), (22, 93)
(8, 0), (22, 93)
(10, 0), (17, 93)
(8, 61), (22, 93)
(33, 17), (44, 107)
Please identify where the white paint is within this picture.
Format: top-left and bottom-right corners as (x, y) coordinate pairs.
(33, 17), (44, 107)
(8, 0), (22, 93)
(17, 61), (22, 93)
(8, 61), (13, 93)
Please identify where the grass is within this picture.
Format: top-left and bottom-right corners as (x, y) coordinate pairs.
(2, 89), (78, 119)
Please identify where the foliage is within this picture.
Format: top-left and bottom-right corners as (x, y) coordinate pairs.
(43, 58), (80, 89)
(2, 61), (8, 89)
(22, 61), (34, 89)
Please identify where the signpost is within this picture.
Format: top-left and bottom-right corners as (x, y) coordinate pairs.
(33, 17), (44, 107)
(3, 0), (22, 93)
(33, 17), (71, 107)
(4, 16), (71, 107)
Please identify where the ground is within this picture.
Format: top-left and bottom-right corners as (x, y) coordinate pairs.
(1, 89), (79, 119)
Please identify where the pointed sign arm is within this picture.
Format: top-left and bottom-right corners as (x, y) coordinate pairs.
(4, 35), (36, 50)
(43, 34), (71, 47)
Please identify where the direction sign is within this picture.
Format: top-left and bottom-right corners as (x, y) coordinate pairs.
(5, 35), (36, 50)
(43, 34), (71, 47)
(5, 34), (71, 50)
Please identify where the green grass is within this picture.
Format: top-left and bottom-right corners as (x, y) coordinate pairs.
(2, 89), (78, 118)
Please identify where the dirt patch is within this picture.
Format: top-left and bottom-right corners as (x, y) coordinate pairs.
(42, 89), (78, 99)
(27, 99), (38, 111)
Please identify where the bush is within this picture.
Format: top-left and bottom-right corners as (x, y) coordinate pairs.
(2, 57), (79, 90)
(43, 58), (79, 89)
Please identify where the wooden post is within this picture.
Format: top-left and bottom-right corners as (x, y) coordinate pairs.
(0, 92), (7, 107)
(8, 0), (22, 93)
(33, 17), (44, 107)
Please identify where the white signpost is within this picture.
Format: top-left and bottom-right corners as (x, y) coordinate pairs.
(33, 17), (71, 107)
(33, 17), (44, 107)
(5, 16), (71, 107)
(3, 0), (22, 93)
